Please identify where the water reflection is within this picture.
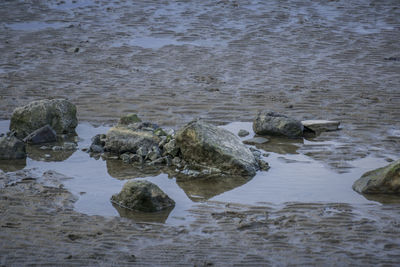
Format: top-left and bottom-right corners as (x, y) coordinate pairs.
(361, 194), (400, 204)
(106, 159), (162, 179)
(26, 144), (75, 162)
(0, 159), (26, 172)
(250, 136), (303, 155)
(112, 203), (173, 223)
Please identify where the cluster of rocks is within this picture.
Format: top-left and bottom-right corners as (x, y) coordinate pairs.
(0, 99), (78, 160)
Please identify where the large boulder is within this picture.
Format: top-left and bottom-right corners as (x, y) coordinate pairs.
(104, 123), (161, 155)
(253, 111), (303, 138)
(175, 120), (259, 176)
(0, 135), (26, 160)
(10, 99), (78, 139)
(353, 160), (400, 194)
(111, 180), (175, 212)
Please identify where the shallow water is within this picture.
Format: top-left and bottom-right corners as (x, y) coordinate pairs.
(0, 120), (396, 225)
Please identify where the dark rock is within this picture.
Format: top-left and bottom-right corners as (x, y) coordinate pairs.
(253, 111), (303, 138)
(353, 160), (400, 194)
(111, 180), (175, 212)
(10, 99), (78, 139)
(162, 139), (180, 157)
(0, 136), (26, 160)
(23, 124), (57, 144)
(238, 129), (250, 137)
(175, 120), (259, 176)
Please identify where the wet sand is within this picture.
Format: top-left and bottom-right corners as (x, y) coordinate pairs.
(1, 0), (400, 265)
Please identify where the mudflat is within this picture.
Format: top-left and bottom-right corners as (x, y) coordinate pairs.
(1, 0), (400, 266)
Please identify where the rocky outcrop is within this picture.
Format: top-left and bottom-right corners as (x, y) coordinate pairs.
(301, 120), (340, 132)
(0, 135), (26, 160)
(23, 125), (57, 144)
(10, 99), (78, 139)
(111, 180), (175, 212)
(353, 160), (400, 194)
(175, 120), (259, 176)
(253, 111), (303, 138)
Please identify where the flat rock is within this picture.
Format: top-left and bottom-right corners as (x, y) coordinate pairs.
(104, 125), (160, 155)
(175, 120), (259, 176)
(238, 129), (250, 137)
(243, 137), (269, 145)
(23, 125), (57, 144)
(253, 111), (303, 138)
(353, 159), (400, 194)
(10, 99), (78, 139)
(0, 135), (26, 160)
(301, 120), (340, 132)
(111, 180), (175, 212)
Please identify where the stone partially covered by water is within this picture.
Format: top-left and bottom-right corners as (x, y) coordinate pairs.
(301, 120), (340, 132)
(353, 159), (400, 194)
(10, 99), (78, 139)
(0, 135), (26, 160)
(253, 111), (304, 138)
(111, 180), (175, 212)
(175, 119), (259, 177)
(23, 124), (57, 144)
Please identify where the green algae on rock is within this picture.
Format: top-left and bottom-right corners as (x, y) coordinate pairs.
(111, 180), (175, 212)
(10, 99), (78, 139)
(353, 159), (400, 194)
(253, 111), (303, 138)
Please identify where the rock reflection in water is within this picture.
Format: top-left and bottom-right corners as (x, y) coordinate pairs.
(361, 194), (400, 204)
(251, 136), (303, 155)
(0, 159), (26, 172)
(106, 159), (162, 180)
(112, 203), (173, 223)
(26, 144), (74, 162)
(176, 175), (253, 202)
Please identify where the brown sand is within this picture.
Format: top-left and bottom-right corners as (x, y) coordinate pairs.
(1, 0), (400, 265)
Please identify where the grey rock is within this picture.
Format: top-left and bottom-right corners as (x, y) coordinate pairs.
(257, 159), (270, 171)
(163, 139), (180, 157)
(104, 125), (161, 155)
(238, 129), (250, 137)
(175, 120), (259, 176)
(63, 142), (77, 150)
(89, 144), (104, 153)
(120, 153), (134, 163)
(136, 146), (149, 157)
(253, 111), (303, 138)
(10, 99), (78, 139)
(111, 180), (175, 212)
(23, 124), (57, 144)
(52, 146), (63, 151)
(353, 160), (400, 194)
(146, 146), (161, 161)
(301, 120), (340, 132)
(0, 136), (26, 160)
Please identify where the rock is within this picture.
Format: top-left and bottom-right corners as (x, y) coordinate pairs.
(301, 120), (340, 132)
(23, 124), (57, 144)
(162, 139), (180, 157)
(154, 128), (167, 137)
(257, 159), (270, 171)
(10, 99), (78, 139)
(146, 146), (161, 161)
(63, 142), (77, 150)
(104, 125), (161, 155)
(243, 137), (269, 145)
(253, 111), (303, 138)
(175, 120), (259, 176)
(0, 136), (26, 160)
(118, 113), (142, 125)
(238, 129), (250, 137)
(111, 180), (175, 212)
(89, 144), (104, 153)
(353, 160), (400, 194)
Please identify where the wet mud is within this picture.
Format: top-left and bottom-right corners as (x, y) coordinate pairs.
(1, 0), (400, 265)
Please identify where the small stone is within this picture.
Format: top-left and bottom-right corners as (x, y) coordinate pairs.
(118, 113), (142, 125)
(301, 120), (340, 132)
(89, 144), (104, 153)
(238, 129), (250, 137)
(154, 128), (167, 136)
(63, 142), (77, 150)
(253, 111), (303, 138)
(136, 146), (148, 157)
(257, 159), (270, 171)
(163, 139), (179, 157)
(40, 146), (50, 150)
(120, 153), (133, 163)
(52, 146), (63, 151)
(172, 157), (181, 166)
(23, 124), (57, 144)
(45, 154), (51, 158)
(243, 137), (269, 145)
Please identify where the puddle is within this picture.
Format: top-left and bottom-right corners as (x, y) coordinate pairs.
(5, 21), (66, 31)
(0, 120), (396, 225)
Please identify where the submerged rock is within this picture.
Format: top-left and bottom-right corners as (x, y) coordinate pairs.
(118, 113), (142, 126)
(302, 120), (340, 132)
(0, 135), (26, 160)
(104, 125), (161, 155)
(175, 120), (259, 176)
(243, 137), (269, 145)
(111, 180), (175, 212)
(238, 129), (250, 137)
(10, 99), (78, 139)
(23, 125), (57, 144)
(353, 160), (400, 194)
(253, 111), (303, 138)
